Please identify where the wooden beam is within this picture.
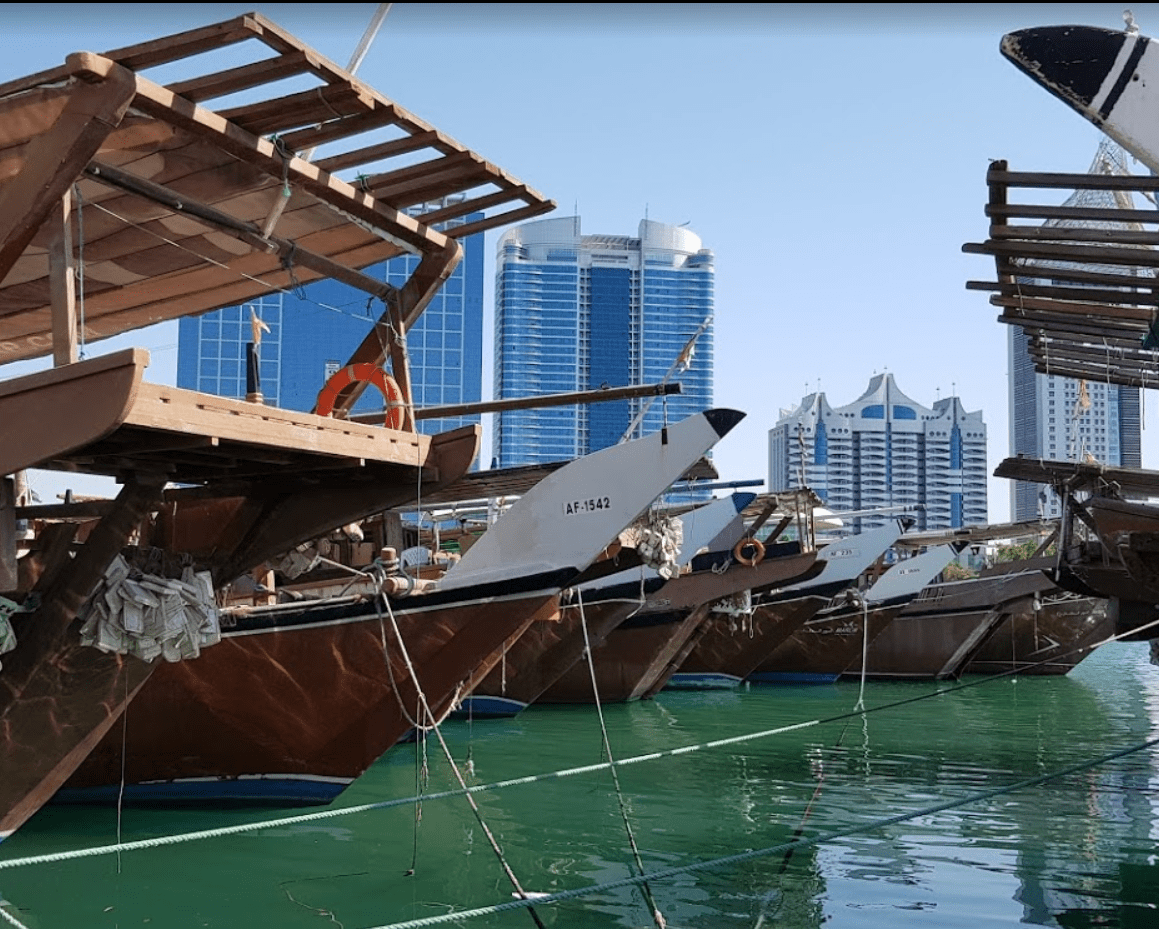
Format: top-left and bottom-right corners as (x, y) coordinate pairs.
(986, 202), (1159, 226)
(83, 160), (399, 304)
(47, 190), (78, 366)
(964, 238), (1159, 269)
(985, 293), (1155, 321)
(0, 55), (137, 284)
(167, 50), (317, 103)
(349, 380), (684, 423)
(0, 477), (15, 592)
(314, 129), (446, 174)
(321, 241), (461, 421)
(988, 169), (1159, 191)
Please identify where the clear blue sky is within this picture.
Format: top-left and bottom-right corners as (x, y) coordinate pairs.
(3, 3), (1155, 519)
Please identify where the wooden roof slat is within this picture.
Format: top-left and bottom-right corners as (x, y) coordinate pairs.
(313, 129), (449, 174)
(219, 83), (373, 137)
(999, 314), (1149, 345)
(964, 238), (1159, 269)
(989, 224), (1159, 247)
(410, 188), (527, 228)
(988, 168), (1159, 192)
(277, 106), (404, 153)
(968, 279), (1159, 310)
(103, 16), (266, 71)
(166, 50), (318, 103)
(984, 260), (1159, 292)
(986, 203), (1159, 226)
(448, 202), (565, 241)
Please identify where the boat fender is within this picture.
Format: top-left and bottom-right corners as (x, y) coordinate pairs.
(733, 537), (765, 567)
(315, 363), (406, 429)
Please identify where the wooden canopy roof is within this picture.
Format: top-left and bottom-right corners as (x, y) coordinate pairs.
(0, 12), (553, 366)
(963, 160), (1159, 389)
(994, 455), (1159, 497)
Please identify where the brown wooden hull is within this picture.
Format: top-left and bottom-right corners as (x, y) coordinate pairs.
(963, 594), (1114, 676)
(464, 598), (639, 713)
(59, 589), (558, 804)
(747, 601), (904, 684)
(841, 609), (1002, 680)
(539, 550), (821, 702)
(0, 617), (154, 839)
(1, 478), (165, 839)
(671, 596), (829, 687)
(540, 605), (707, 704)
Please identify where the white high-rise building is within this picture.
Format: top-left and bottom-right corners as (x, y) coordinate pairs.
(768, 373), (988, 533)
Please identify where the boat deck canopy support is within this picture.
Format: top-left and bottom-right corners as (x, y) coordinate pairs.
(963, 161), (1159, 389)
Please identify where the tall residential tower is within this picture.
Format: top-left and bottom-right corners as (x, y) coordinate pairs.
(492, 216), (714, 468)
(768, 373), (988, 532)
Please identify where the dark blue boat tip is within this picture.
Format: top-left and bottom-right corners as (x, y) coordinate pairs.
(703, 408), (745, 437)
(732, 491), (758, 512)
(1001, 25), (1136, 118)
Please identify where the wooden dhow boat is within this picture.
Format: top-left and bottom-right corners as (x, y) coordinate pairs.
(57, 408), (745, 804)
(670, 520), (909, 690)
(0, 12), (555, 837)
(749, 542), (960, 685)
(536, 535), (825, 705)
(843, 565), (1061, 681)
(961, 557), (1114, 676)
(992, 458), (1159, 642)
(457, 491), (757, 718)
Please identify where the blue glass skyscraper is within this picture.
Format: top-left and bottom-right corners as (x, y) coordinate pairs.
(492, 216), (714, 468)
(177, 205), (484, 437)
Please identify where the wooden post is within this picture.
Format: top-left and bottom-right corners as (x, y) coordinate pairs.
(0, 477), (15, 592)
(48, 190), (78, 367)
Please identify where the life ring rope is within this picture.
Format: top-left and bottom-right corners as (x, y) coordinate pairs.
(316, 363), (407, 430)
(733, 537), (765, 567)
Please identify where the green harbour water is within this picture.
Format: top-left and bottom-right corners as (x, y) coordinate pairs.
(3, 640), (1159, 928)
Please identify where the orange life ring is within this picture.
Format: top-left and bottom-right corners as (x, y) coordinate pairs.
(316, 363), (406, 429)
(733, 537), (765, 567)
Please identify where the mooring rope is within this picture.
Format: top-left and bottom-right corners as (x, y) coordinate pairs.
(577, 592), (667, 929)
(360, 734), (1159, 929)
(377, 595), (547, 929)
(0, 903), (31, 929)
(4, 617), (1155, 874)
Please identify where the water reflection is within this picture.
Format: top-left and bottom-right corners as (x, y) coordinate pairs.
(2, 643), (1158, 928)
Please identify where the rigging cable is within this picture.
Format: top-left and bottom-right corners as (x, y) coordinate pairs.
(7, 612), (1159, 873)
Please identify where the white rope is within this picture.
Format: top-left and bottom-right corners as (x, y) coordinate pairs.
(378, 595), (546, 927)
(5, 618), (1152, 874)
(0, 904), (32, 929)
(853, 591), (869, 713)
(362, 734), (1159, 929)
(578, 593), (666, 929)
